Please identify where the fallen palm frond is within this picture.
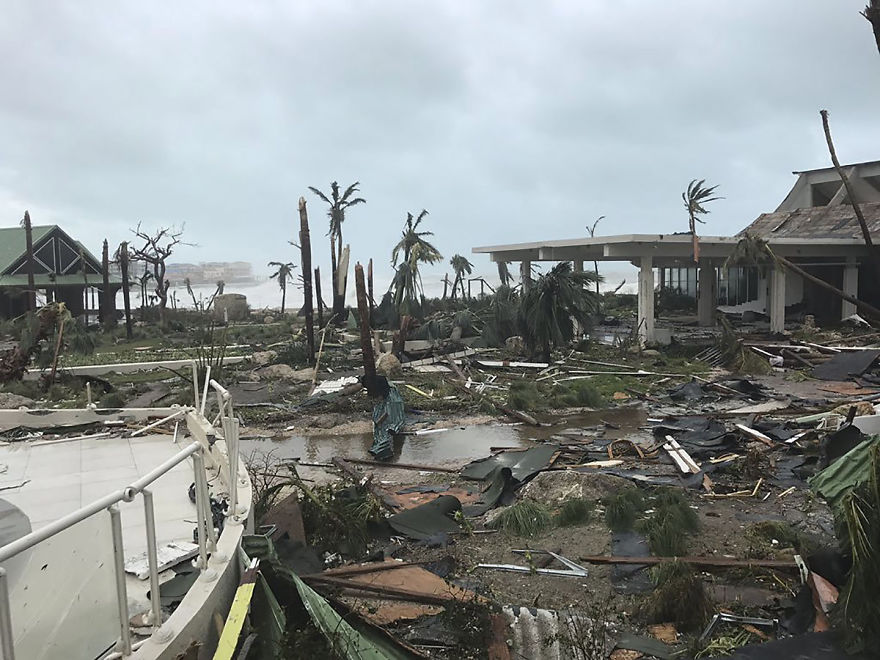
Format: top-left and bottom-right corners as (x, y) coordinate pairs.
(554, 498), (594, 527)
(489, 500), (553, 538)
(694, 629), (755, 658)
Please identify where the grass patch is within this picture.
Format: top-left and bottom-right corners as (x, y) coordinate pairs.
(746, 520), (807, 551)
(554, 498), (594, 527)
(507, 381), (544, 411)
(549, 380), (604, 408)
(637, 488), (699, 556)
(643, 560), (712, 632)
(489, 500), (553, 537)
(603, 488), (646, 531)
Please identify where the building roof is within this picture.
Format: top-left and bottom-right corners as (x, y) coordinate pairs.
(0, 225), (54, 273)
(740, 202), (880, 240)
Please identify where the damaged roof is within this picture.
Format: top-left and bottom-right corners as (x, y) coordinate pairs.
(739, 202), (880, 240)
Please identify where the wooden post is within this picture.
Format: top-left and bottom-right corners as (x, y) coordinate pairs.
(355, 263), (376, 382)
(367, 258), (374, 316)
(314, 267), (324, 328)
(119, 242), (133, 339)
(23, 211), (36, 312)
(298, 197), (315, 364)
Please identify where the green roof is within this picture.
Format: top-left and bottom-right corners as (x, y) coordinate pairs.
(0, 225), (55, 273)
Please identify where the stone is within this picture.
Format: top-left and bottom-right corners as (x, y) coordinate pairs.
(519, 470), (632, 506)
(450, 326), (463, 341)
(264, 315), (276, 324)
(0, 393), (35, 409)
(251, 350), (278, 366)
(310, 413), (342, 430)
(375, 353), (402, 378)
(255, 364), (314, 383)
(642, 349), (660, 357)
(505, 336), (525, 354)
(213, 293), (249, 322)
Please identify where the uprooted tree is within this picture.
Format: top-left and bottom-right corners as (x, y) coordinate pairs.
(129, 223), (187, 326)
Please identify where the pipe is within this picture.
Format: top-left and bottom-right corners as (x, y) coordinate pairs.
(200, 365), (211, 417)
(130, 408), (188, 438)
(191, 360), (200, 411)
(0, 568), (15, 660)
(141, 490), (163, 630)
(109, 505), (132, 656)
(223, 417), (239, 520)
(192, 452), (209, 570)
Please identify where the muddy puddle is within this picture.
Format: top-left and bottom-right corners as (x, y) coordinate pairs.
(241, 405), (648, 468)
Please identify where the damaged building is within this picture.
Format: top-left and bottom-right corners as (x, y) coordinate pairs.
(474, 160), (880, 342)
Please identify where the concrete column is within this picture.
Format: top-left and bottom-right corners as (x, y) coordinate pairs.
(572, 260), (583, 273)
(769, 266), (786, 333)
(520, 260), (532, 292)
(637, 256), (655, 343)
(697, 260), (716, 327)
(842, 257), (858, 319)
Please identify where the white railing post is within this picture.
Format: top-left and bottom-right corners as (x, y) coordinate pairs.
(108, 505), (132, 656)
(141, 490), (163, 630)
(192, 452), (209, 571)
(199, 366), (211, 417)
(222, 417), (240, 521)
(0, 568), (15, 660)
(191, 361), (200, 411)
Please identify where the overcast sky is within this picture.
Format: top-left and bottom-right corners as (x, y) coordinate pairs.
(2, 1), (879, 299)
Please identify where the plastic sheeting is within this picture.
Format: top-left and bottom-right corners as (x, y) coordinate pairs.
(369, 384), (405, 460)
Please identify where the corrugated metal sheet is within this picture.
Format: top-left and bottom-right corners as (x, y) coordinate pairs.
(501, 605), (600, 660)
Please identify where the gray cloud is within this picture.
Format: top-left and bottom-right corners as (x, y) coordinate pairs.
(1, 0), (878, 303)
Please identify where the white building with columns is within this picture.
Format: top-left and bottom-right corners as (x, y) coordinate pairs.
(473, 160), (880, 343)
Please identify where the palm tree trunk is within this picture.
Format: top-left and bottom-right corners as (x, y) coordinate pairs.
(367, 259), (374, 317)
(281, 281), (286, 314)
(101, 239), (113, 330)
(354, 263), (376, 383)
(119, 242), (132, 339)
(451, 274), (460, 300)
(23, 211), (36, 312)
(299, 198), (315, 364)
(864, 0), (880, 55)
(821, 110), (880, 283)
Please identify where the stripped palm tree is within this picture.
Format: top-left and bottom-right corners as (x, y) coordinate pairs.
(268, 261), (296, 313)
(449, 254), (474, 300)
(497, 261), (513, 287)
(390, 210), (442, 316)
(518, 262), (601, 362)
(308, 181), (366, 316)
(864, 1), (880, 55)
(683, 179), (722, 262)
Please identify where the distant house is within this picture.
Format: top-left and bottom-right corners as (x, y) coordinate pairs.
(474, 160), (880, 342)
(0, 224), (122, 320)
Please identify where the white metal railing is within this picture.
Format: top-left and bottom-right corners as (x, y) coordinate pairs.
(0, 361), (242, 659)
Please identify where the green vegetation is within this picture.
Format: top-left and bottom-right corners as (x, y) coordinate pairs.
(643, 560), (712, 632)
(554, 498), (595, 527)
(603, 487), (646, 532)
(489, 500), (553, 538)
(637, 488), (699, 556)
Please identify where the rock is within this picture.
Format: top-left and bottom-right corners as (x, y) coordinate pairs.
(0, 393), (35, 409)
(264, 315), (276, 324)
(505, 336), (525, 354)
(642, 349), (661, 357)
(375, 353), (402, 378)
(255, 364), (314, 383)
(450, 326), (463, 341)
(310, 413), (342, 429)
(213, 293), (249, 322)
(251, 350), (278, 366)
(519, 470), (632, 506)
